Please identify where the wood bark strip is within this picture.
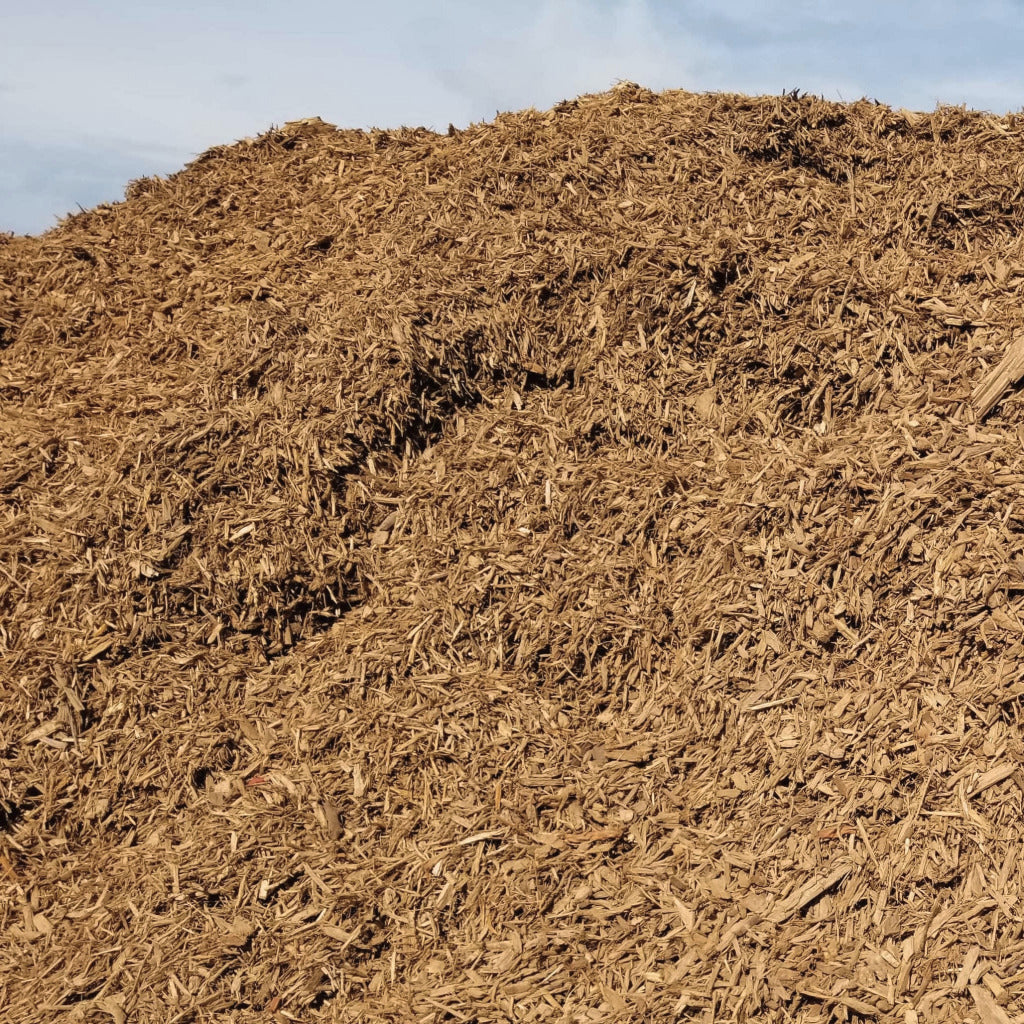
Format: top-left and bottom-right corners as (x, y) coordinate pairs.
(972, 334), (1024, 416)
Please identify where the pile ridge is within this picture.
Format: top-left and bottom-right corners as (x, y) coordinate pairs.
(5, 84), (1024, 1021)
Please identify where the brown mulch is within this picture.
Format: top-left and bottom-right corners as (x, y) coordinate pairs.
(4, 84), (1024, 1022)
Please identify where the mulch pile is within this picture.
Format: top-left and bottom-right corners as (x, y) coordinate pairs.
(5, 84), (1024, 1023)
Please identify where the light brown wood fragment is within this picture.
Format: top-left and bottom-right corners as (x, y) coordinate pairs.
(955, 946), (983, 992)
(767, 863), (854, 924)
(796, 987), (882, 1017)
(969, 764), (1015, 797)
(972, 335), (1024, 416)
(983, 972), (1009, 1005)
(970, 985), (1013, 1024)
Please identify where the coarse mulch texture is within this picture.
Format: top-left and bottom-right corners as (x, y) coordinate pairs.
(6, 84), (1024, 1023)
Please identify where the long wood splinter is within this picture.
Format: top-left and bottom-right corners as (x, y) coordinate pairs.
(973, 334), (1024, 416)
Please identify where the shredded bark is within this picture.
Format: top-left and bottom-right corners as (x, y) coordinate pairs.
(4, 84), (1024, 1022)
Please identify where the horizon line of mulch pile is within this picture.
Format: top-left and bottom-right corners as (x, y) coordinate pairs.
(6, 83), (1024, 1022)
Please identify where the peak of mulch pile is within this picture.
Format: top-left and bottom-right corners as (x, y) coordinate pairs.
(6, 84), (1024, 1022)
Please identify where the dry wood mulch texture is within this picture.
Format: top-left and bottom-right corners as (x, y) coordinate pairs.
(5, 84), (1024, 1022)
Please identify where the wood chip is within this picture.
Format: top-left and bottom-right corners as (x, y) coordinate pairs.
(972, 335), (1024, 416)
(970, 985), (1014, 1024)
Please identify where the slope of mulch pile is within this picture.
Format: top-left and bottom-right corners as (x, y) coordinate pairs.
(6, 84), (1024, 1022)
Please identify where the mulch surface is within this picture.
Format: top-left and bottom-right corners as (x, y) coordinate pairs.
(5, 84), (1024, 1022)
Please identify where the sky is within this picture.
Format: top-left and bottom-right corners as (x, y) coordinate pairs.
(4, 0), (1024, 235)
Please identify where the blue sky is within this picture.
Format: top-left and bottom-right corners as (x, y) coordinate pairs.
(3, 0), (1024, 235)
